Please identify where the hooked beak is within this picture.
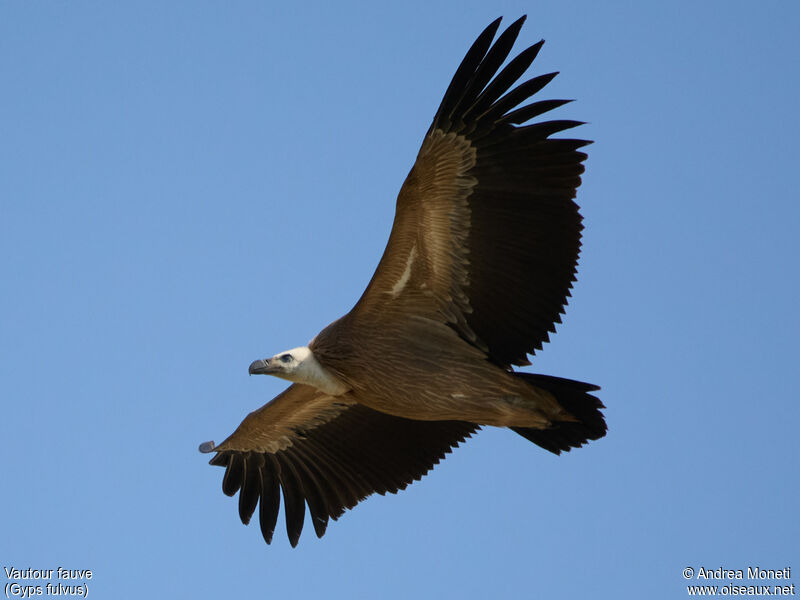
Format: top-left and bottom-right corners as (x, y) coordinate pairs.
(249, 358), (277, 375)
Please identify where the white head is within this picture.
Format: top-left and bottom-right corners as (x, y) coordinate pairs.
(248, 346), (347, 395)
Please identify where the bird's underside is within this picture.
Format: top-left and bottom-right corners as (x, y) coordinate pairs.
(202, 15), (606, 548)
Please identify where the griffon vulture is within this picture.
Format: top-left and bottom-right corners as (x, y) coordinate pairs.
(200, 15), (606, 547)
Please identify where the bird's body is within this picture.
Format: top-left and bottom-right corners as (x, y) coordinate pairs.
(202, 16), (606, 547)
(311, 314), (562, 428)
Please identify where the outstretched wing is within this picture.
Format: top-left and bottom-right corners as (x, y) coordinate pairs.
(204, 384), (478, 546)
(351, 16), (590, 368)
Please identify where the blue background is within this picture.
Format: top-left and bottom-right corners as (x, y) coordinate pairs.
(2, 2), (798, 598)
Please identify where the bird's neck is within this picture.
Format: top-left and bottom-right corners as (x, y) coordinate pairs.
(297, 350), (349, 396)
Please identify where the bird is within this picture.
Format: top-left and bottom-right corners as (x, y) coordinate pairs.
(200, 15), (606, 547)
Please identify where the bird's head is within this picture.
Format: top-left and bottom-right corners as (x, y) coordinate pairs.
(249, 346), (311, 380)
(248, 346), (348, 395)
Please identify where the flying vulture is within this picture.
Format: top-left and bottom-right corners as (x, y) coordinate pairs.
(200, 15), (606, 547)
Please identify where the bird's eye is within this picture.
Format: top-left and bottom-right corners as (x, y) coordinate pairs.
(280, 354), (292, 363)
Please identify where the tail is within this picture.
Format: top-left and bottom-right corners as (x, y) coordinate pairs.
(510, 373), (606, 455)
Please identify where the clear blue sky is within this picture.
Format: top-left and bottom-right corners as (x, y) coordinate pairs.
(2, 2), (798, 598)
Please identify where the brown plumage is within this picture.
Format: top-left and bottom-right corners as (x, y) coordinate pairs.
(201, 15), (606, 547)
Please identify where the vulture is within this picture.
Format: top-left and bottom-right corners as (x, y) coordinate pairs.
(200, 15), (606, 547)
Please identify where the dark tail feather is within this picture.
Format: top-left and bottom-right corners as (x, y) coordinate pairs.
(510, 373), (606, 455)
